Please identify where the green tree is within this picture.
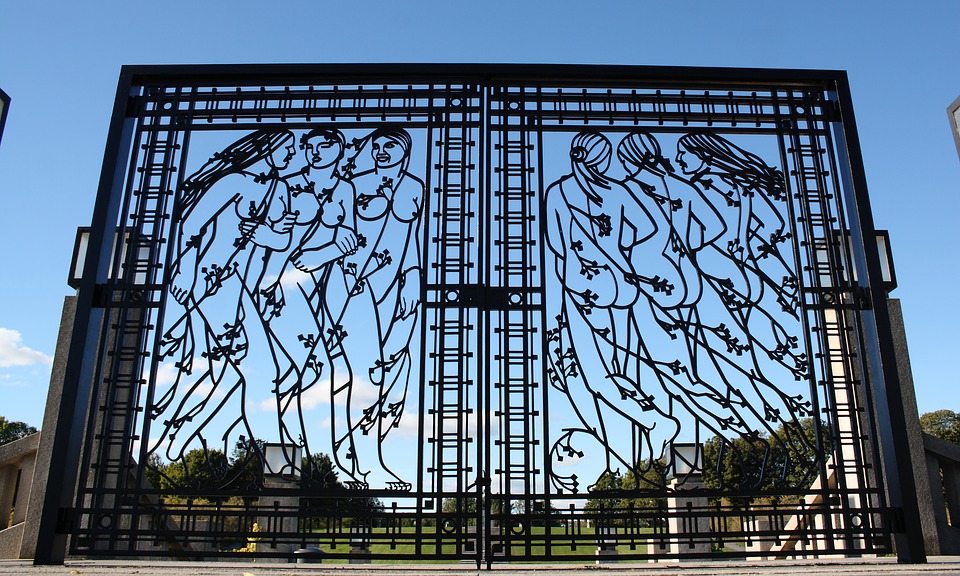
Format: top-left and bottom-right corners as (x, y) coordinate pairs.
(440, 494), (507, 517)
(160, 448), (229, 491)
(441, 496), (478, 514)
(766, 417), (825, 490)
(144, 453), (166, 489)
(703, 418), (826, 494)
(0, 416), (37, 446)
(224, 437), (266, 490)
(299, 452), (383, 526)
(620, 459), (668, 509)
(920, 410), (960, 445)
(702, 434), (769, 495)
(301, 452), (340, 489)
(584, 470), (624, 513)
(584, 462), (668, 527)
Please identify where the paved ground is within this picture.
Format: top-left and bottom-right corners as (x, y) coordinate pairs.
(1, 558), (960, 576)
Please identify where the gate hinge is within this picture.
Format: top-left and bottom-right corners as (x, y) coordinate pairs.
(56, 507), (75, 534)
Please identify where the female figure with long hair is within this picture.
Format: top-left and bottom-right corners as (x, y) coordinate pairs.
(616, 131), (727, 310)
(544, 131), (677, 489)
(675, 134), (805, 379)
(673, 133), (815, 484)
(615, 132), (755, 469)
(255, 127), (359, 470)
(617, 132), (789, 481)
(150, 129), (298, 478)
(324, 128), (424, 487)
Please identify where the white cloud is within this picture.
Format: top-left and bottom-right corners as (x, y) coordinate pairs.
(190, 381), (227, 401)
(298, 378), (338, 411)
(257, 373), (379, 412)
(153, 361), (180, 387)
(392, 406), (420, 438)
(260, 268), (314, 292)
(0, 328), (53, 367)
(150, 359), (227, 401)
(279, 268), (314, 289)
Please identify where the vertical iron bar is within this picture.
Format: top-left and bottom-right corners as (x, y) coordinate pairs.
(416, 84), (435, 560)
(828, 74), (926, 563)
(480, 82), (492, 571)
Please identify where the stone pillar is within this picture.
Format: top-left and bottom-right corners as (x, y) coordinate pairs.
(348, 521), (372, 564)
(887, 298), (940, 555)
(925, 450), (950, 531)
(19, 296), (78, 559)
(257, 477), (300, 561)
(0, 433), (40, 559)
(666, 477), (710, 559)
(10, 451), (35, 527)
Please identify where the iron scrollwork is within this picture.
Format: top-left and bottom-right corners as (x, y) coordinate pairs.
(150, 127), (424, 490)
(543, 130), (814, 494)
(69, 68), (894, 562)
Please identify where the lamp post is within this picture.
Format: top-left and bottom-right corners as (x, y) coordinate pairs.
(669, 443), (703, 481)
(263, 443), (303, 480)
(258, 442), (302, 560)
(666, 442), (709, 560)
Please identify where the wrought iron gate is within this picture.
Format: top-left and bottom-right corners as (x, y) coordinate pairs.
(44, 65), (923, 564)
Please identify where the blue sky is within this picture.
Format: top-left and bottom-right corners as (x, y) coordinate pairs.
(0, 0), (957, 430)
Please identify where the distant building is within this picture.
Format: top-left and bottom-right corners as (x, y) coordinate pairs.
(0, 88), (9, 147)
(950, 95), (960, 162)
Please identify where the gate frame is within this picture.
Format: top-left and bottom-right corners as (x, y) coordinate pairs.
(32, 63), (925, 564)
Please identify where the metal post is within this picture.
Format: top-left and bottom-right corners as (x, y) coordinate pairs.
(33, 70), (137, 564)
(829, 74), (927, 563)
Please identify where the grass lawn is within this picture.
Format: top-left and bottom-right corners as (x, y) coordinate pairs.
(289, 525), (656, 563)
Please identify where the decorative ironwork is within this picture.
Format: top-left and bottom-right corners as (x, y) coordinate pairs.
(542, 129), (813, 492)
(54, 65), (918, 565)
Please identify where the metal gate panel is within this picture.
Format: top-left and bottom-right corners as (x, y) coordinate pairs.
(48, 65), (918, 564)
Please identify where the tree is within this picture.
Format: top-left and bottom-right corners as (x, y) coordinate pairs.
(766, 417), (825, 490)
(159, 448), (230, 491)
(700, 418), (828, 514)
(620, 459), (668, 508)
(144, 453), (166, 489)
(224, 437), (267, 490)
(702, 434), (769, 495)
(0, 416), (37, 446)
(584, 461), (668, 527)
(298, 452), (383, 526)
(920, 410), (960, 445)
(301, 452), (340, 489)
